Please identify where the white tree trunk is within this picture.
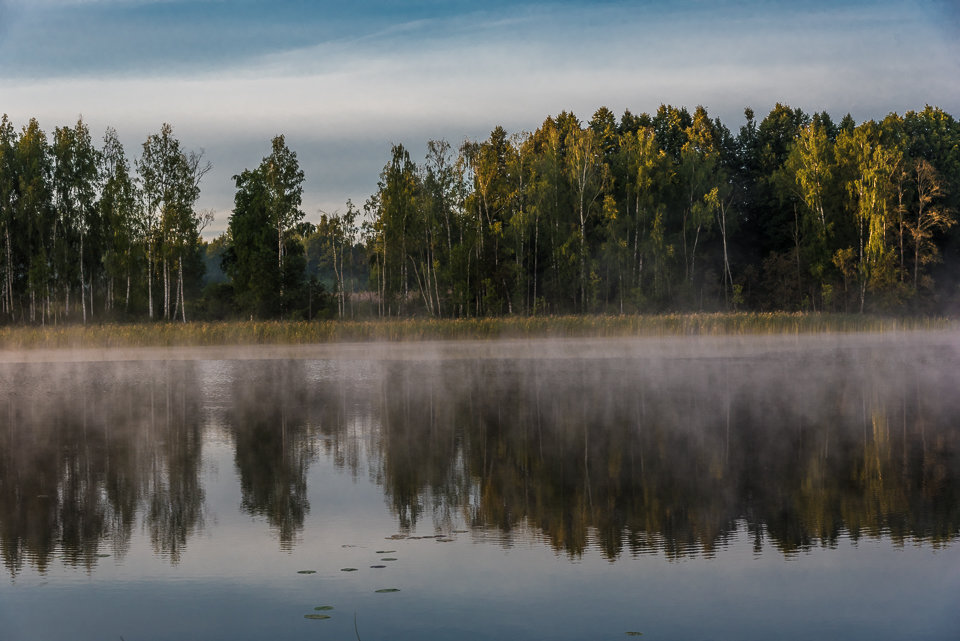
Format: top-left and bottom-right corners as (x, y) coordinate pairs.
(80, 233), (87, 324)
(179, 256), (186, 323)
(147, 247), (154, 319)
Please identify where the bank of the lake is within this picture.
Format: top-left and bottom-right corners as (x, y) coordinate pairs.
(0, 313), (955, 350)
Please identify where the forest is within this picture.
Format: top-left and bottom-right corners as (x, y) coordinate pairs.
(0, 103), (958, 324)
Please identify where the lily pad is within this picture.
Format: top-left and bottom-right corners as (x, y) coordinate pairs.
(314, 606), (334, 611)
(297, 570), (317, 574)
(340, 567), (359, 572)
(375, 550), (396, 554)
(375, 588), (400, 593)
(304, 614), (331, 620)
(370, 564), (387, 568)
(380, 557), (398, 561)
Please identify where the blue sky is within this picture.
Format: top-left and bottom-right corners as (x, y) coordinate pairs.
(1, 0), (958, 235)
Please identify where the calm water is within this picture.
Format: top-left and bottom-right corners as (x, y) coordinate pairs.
(0, 335), (958, 640)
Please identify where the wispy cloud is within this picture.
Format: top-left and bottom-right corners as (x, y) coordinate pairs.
(1, 0), (957, 235)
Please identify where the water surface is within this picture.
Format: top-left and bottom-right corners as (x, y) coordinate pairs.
(0, 334), (958, 640)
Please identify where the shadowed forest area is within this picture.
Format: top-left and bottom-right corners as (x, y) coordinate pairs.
(2, 103), (959, 324)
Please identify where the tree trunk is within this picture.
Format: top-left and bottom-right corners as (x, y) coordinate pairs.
(147, 246), (154, 319)
(179, 256), (186, 323)
(163, 258), (169, 320)
(172, 262), (180, 320)
(332, 235), (342, 318)
(278, 225), (284, 300)
(579, 198), (586, 312)
(4, 226), (11, 317)
(719, 199), (734, 308)
(532, 212), (539, 316)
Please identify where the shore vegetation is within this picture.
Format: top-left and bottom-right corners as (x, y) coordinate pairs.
(0, 313), (953, 349)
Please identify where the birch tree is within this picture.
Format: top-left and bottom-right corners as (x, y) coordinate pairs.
(908, 159), (955, 290)
(261, 135), (304, 301)
(52, 118), (100, 323)
(17, 119), (54, 324)
(564, 125), (607, 310)
(836, 123), (901, 310)
(100, 128), (139, 313)
(679, 107), (719, 286)
(0, 116), (17, 319)
(137, 124), (208, 321)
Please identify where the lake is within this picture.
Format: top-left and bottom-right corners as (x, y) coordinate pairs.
(0, 334), (958, 640)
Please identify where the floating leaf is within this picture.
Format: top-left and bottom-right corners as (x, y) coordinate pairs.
(375, 588), (400, 593)
(314, 606), (334, 611)
(375, 550), (396, 554)
(370, 565), (386, 569)
(297, 570), (317, 574)
(304, 614), (331, 620)
(340, 567), (358, 572)
(380, 558), (398, 561)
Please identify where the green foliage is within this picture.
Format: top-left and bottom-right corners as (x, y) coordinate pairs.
(0, 102), (957, 325)
(224, 166), (279, 316)
(222, 137), (320, 320)
(361, 104), (960, 316)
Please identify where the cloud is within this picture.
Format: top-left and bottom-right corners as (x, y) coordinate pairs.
(1, 0), (957, 236)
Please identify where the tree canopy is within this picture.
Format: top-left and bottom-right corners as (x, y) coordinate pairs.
(1, 103), (958, 323)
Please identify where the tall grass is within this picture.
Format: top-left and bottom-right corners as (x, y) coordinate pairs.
(0, 313), (953, 349)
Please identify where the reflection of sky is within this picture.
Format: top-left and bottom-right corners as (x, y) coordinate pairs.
(1, 436), (957, 641)
(1, 0), (958, 235)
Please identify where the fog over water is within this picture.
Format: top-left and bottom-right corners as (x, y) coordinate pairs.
(0, 333), (957, 640)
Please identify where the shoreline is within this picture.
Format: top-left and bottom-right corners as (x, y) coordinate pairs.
(0, 312), (955, 350)
(0, 327), (957, 363)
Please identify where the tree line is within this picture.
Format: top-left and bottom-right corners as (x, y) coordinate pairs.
(0, 116), (212, 324)
(1, 103), (958, 324)
(358, 104), (960, 317)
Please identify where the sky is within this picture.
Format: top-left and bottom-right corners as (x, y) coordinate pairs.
(1, 0), (958, 236)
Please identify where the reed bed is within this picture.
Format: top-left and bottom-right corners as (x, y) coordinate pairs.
(0, 313), (954, 350)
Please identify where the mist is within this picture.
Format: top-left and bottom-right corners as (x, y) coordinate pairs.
(1, 332), (958, 568)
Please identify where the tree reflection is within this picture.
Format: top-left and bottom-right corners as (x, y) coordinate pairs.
(144, 363), (205, 563)
(1, 344), (957, 574)
(371, 350), (960, 559)
(0, 361), (205, 575)
(228, 360), (315, 549)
